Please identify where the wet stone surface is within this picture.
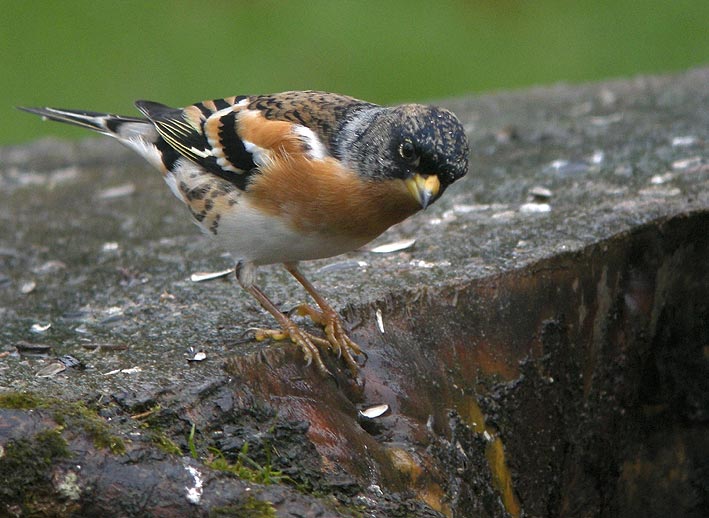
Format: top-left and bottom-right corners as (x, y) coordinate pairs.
(1, 68), (708, 517)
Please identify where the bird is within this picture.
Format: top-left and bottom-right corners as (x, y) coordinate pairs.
(20, 91), (469, 376)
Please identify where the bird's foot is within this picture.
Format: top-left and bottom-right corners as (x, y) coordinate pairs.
(251, 323), (332, 376)
(291, 303), (362, 375)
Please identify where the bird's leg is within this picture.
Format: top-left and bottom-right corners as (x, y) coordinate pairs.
(284, 262), (362, 373)
(236, 262), (329, 375)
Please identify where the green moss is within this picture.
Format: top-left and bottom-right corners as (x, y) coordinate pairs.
(54, 403), (125, 454)
(0, 428), (71, 510)
(35, 429), (71, 459)
(0, 391), (125, 455)
(210, 496), (276, 517)
(0, 391), (42, 409)
(206, 443), (291, 486)
(188, 422), (199, 459)
(150, 431), (183, 456)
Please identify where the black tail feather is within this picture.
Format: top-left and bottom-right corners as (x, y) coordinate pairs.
(19, 106), (152, 140)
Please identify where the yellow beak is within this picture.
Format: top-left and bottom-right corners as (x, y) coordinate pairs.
(405, 173), (440, 209)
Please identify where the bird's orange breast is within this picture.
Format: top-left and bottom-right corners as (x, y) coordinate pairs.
(250, 155), (420, 242)
(238, 112), (421, 243)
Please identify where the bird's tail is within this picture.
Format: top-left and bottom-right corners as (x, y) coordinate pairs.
(18, 106), (158, 143)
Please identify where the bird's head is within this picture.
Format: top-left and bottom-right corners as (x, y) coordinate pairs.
(344, 104), (469, 209)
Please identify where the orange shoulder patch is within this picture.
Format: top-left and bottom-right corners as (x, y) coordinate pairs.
(237, 110), (304, 156)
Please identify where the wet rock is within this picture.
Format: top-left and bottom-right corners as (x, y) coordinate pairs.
(1, 67), (708, 516)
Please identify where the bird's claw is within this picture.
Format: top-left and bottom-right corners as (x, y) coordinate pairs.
(248, 327), (289, 342)
(291, 303), (362, 375)
(247, 325), (330, 376)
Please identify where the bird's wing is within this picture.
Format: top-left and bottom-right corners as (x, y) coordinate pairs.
(136, 97), (259, 190)
(136, 92), (374, 190)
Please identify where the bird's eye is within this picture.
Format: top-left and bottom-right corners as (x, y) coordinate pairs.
(398, 139), (417, 162)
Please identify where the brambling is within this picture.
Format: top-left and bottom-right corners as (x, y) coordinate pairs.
(21, 91), (469, 375)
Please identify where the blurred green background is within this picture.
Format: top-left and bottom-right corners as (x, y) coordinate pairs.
(2, 0), (708, 145)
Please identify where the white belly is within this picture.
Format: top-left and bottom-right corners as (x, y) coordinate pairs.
(216, 199), (364, 265)
(164, 160), (369, 265)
